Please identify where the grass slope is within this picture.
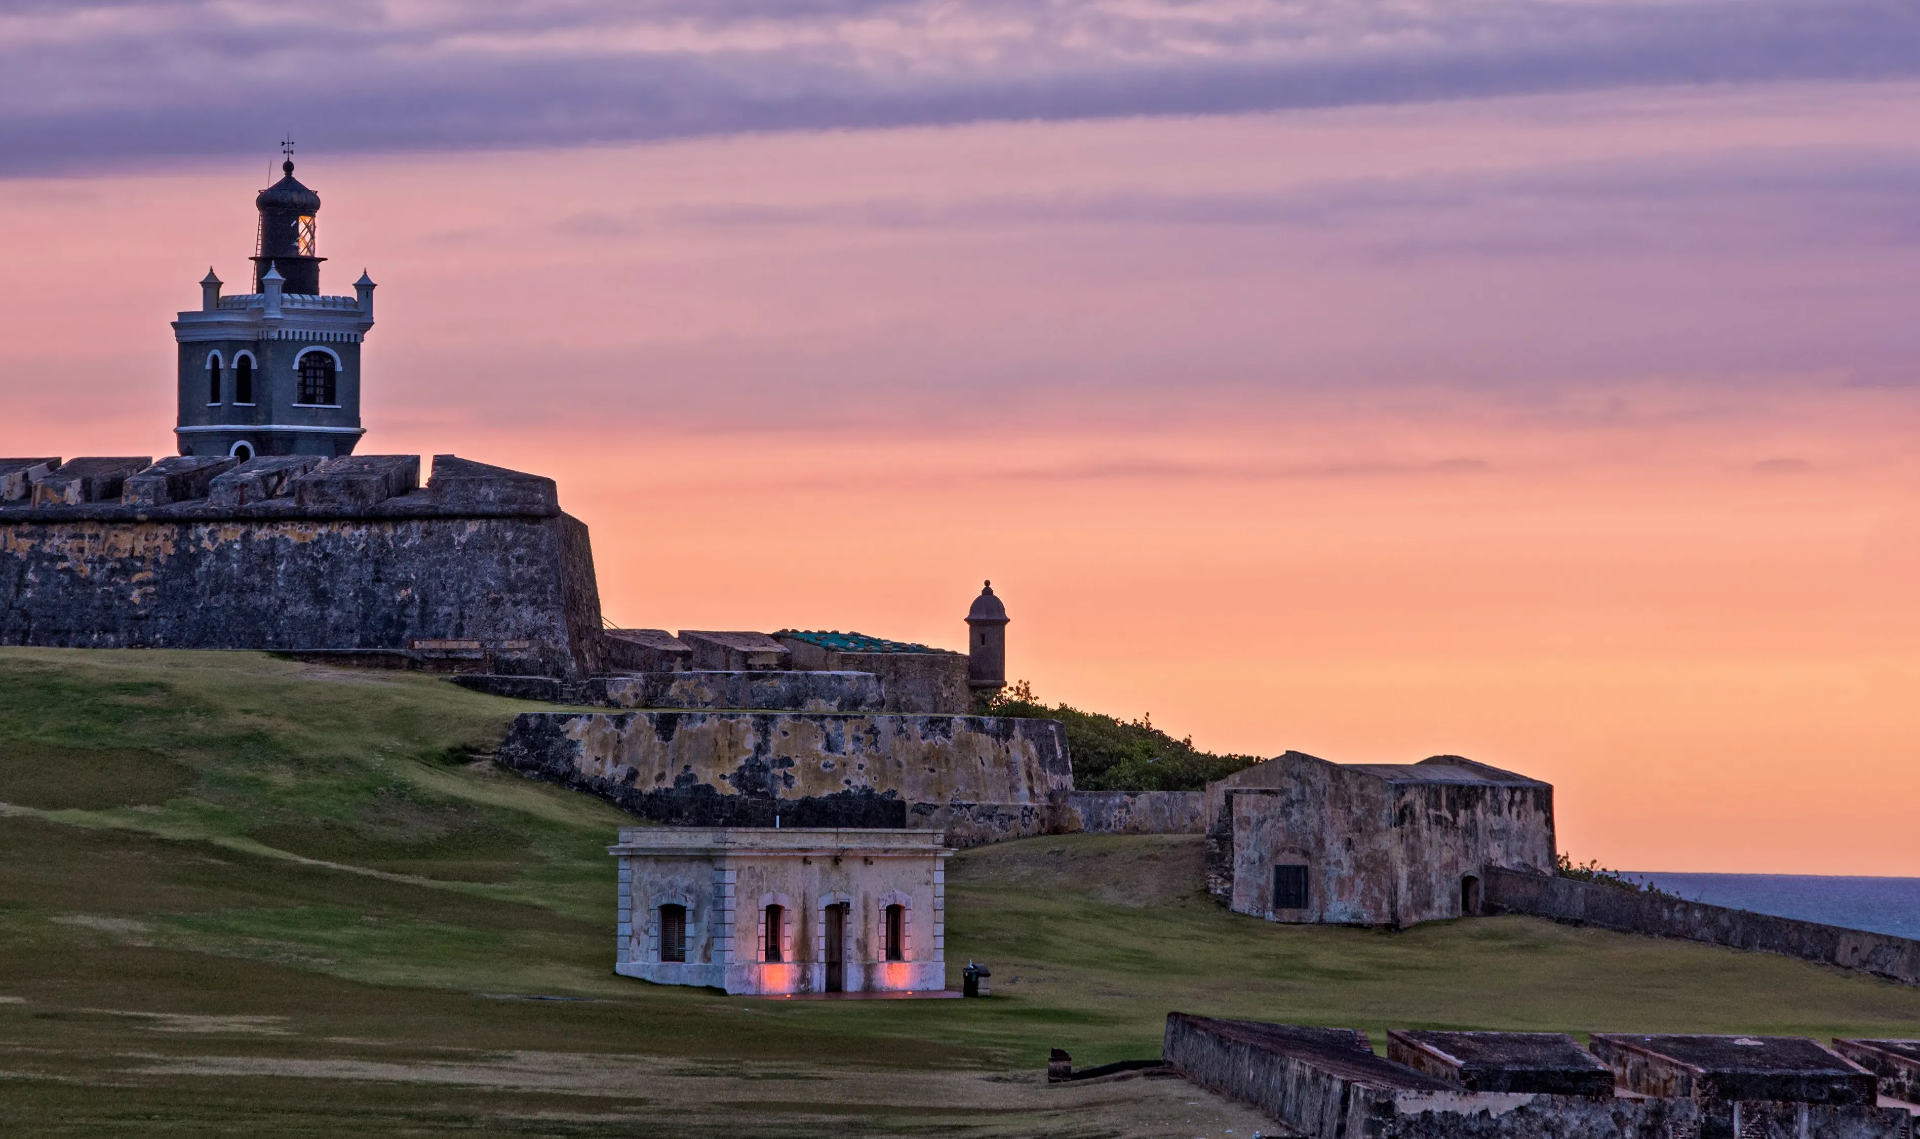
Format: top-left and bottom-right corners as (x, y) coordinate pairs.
(1, 649), (1917, 1136)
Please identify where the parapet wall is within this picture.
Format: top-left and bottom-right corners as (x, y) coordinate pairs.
(0, 454), (604, 678)
(496, 711), (1073, 847)
(1486, 868), (1920, 987)
(1065, 791), (1206, 835)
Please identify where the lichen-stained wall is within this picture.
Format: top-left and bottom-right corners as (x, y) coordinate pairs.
(499, 711), (1073, 847)
(1210, 754), (1555, 927)
(0, 502), (604, 678)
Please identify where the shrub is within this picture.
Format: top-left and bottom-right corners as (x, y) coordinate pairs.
(984, 680), (1262, 792)
(1556, 852), (1669, 896)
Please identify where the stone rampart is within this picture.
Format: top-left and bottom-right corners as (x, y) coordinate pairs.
(602, 671), (885, 713)
(1485, 868), (1920, 987)
(1065, 791), (1206, 835)
(0, 454), (605, 678)
(496, 711), (1073, 847)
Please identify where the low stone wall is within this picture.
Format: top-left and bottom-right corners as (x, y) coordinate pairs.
(602, 671), (885, 713)
(1066, 791), (1205, 835)
(497, 711), (1073, 847)
(1160, 1013), (1716, 1139)
(1486, 868), (1920, 986)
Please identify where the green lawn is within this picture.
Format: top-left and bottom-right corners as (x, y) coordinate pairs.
(1, 648), (1915, 1136)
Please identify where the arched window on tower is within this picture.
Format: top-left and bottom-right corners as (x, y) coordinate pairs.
(234, 355), (254, 404)
(296, 350), (336, 406)
(206, 354), (223, 404)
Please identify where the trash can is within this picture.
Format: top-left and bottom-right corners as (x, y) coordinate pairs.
(962, 962), (991, 998)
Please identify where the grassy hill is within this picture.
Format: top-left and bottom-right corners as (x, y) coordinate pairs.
(3, 648), (1919, 1137)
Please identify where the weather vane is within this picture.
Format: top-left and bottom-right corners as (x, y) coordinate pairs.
(281, 134), (295, 163)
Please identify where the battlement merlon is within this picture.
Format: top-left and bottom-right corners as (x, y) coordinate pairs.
(0, 454), (560, 521)
(173, 293), (374, 344)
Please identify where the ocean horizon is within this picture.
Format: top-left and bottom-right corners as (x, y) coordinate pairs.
(1622, 872), (1920, 941)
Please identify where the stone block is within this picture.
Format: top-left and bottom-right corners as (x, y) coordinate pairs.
(680, 631), (790, 671)
(1832, 1040), (1920, 1106)
(208, 456), (324, 507)
(1589, 1034), (1879, 1105)
(121, 456), (241, 507)
(429, 454), (559, 513)
(603, 629), (693, 672)
(1387, 1030), (1616, 1096)
(0, 459), (59, 503)
(292, 454), (420, 510)
(32, 457), (154, 507)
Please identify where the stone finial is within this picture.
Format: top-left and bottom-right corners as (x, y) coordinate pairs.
(200, 267), (222, 311)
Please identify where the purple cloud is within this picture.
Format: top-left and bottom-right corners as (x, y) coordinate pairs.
(2, 0), (1920, 172)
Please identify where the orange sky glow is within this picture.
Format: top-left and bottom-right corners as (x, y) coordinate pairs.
(4, 84), (1919, 875)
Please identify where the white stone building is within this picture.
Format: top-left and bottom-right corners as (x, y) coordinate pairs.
(609, 827), (951, 996)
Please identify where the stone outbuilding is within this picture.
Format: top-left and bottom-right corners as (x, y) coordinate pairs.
(609, 827), (950, 996)
(1205, 753), (1555, 928)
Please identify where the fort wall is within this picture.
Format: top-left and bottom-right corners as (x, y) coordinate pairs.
(0, 454), (605, 678)
(1064, 790), (1206, 835)
(496, 710), (1073, 847)
(1486, 868), (1920, 987)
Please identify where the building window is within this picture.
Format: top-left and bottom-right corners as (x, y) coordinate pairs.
(296, 351), (336, 405)
(884, 904), (906, 962)
(660, 904), (687, 963)
(1274, 864), (1309, 910)
(235, 356), (254, 404)
(764, 905), (784, 963)
(298, 215), (317, 256)
(207, 357), (222, 404)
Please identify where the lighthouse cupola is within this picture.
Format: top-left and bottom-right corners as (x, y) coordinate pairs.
(252, 148), (325, 295)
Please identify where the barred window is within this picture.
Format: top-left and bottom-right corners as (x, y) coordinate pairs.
(1274, 864), (1309, 910)
(763, 905), (784, 963)
(296, 351), (336, 405)
(884, 904), (906, 961)
(660, 904), (687, 963)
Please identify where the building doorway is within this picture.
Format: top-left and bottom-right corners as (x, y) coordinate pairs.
(823, 904), (848, 992)
(1461, 875), (1483, 917)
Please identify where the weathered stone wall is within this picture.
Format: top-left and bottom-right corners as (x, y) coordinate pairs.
(1065, 791), (1206, 835)
(1206, 754), (1555, 927)
(497, 711), (1073, 847)
(1160, 1015), (1910, 1139)
(778, 637), (970, 714)
(603, 671), (886, 713)
(1486, 868), (1920, 987)
(0, 455), (605, 678)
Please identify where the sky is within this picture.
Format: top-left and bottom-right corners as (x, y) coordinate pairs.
(3, 2), (1920, 875)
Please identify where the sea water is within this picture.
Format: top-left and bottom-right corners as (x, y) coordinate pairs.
(1623, 873), (1920, 940)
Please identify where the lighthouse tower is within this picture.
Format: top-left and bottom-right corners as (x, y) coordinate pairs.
(171, 143), (374, 459)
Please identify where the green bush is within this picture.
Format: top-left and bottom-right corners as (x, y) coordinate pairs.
(984, 680), (1262, 791)
(1556, 852), (1670, 896)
